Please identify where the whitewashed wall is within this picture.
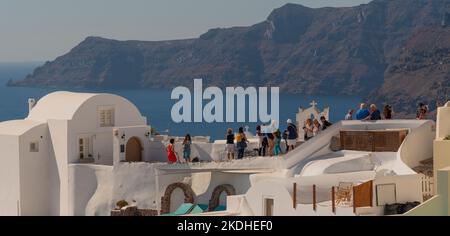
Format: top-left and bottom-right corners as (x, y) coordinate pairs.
(48, 119), (69, 215)
(0, 135), (20, 216)
(18, 123), (58, 216)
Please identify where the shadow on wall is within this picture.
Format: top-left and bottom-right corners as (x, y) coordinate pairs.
(48, 137), (60, 216)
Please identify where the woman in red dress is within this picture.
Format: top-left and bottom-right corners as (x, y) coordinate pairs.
(167, 138), (178, 163)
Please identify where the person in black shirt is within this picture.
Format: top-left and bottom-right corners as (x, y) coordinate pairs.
(383, 105), (393, 119)
(320, 116), (333, 130)
(256, 125), (264, 156)
(261, 136), (268, 157)
(226, 128), (235, 161)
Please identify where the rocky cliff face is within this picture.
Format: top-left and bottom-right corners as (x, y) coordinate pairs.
(9, 0), (450, 116)
(370, 26), (450, 117)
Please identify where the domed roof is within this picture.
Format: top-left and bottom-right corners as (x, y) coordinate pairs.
(27, 91), (98, 121)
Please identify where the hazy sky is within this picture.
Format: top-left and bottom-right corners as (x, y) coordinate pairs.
(0, 0), (371, 62)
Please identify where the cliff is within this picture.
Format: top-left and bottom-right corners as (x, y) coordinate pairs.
(9, 0), (450, 116)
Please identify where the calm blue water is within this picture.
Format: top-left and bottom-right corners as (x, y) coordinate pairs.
(0, 62), (361, 141)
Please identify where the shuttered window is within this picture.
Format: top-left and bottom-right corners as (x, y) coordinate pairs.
(99, 106), (115, 127)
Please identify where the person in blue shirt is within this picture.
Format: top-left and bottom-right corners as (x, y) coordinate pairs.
(364, 104), (382, 120)
(355, 103), (370, 120)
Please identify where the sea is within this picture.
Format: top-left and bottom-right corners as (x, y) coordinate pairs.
(0, 62), (361, 141)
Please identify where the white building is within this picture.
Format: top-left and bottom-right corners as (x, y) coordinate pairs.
(0, 91), (150, 215)
(0, 91), (439, 216)
(192, 119), (437, 216)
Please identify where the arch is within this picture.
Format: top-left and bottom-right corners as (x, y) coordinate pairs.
(208, 184), (236, 211)
(160, 183), (195, 214)
(125, 137), (142, 162)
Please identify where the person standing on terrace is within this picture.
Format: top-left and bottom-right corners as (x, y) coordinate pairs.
(273, 129), (282, 156)
(320, 116), (332, 130)
(267, 132), (275, 157)
(226, 128), (235, 161)
(356, 103), (370, 120)
(282, 129), (288, 153)
(383, 105), (393, 119)
(167, 138), (178, 164)
(364, 104), (381, 120)
(313, 119), (321, 136)
(182, 134), (192, 163)
(286, 119), (298, 152)
(261, 135), (268, 157)
(303, 118), (314, 141)
(256, 125), (264, 156)
(345, 109), (354, 120)
(417, 103), (429, 120)
(235, 127), (248, 159)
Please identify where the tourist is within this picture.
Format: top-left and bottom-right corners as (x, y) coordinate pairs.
(226, 128), (235, 161)
(417, 103), (429, 120)
(286, 119), (298, 152)
(313, 119), (321, 136)
(383, 105), (393, 120)
(273, 130), (282, 156)
(345, 109), (354, 120)
(267, 132), (275, 157)
(282, 129), (288, 153)
(182, 134), (192, 162)
(235, 127), (248, 159)
(356, 103), (370, 120)
(364, 104), (381, 120)
(303, 118), (314, 141)
(256, 125), (264, 156)
(320, 116), (332, 130)
(167, 138), (178, 164)
(261, 135), (268, 157)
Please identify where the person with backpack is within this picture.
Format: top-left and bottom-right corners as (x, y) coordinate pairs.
(286, 119), (298, 152)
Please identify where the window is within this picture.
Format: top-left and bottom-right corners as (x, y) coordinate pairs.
(79, 138), (84, 159)
(99, 106), (115, 127)
(79, 137), (92, 159)
(29, 141), (39, 152)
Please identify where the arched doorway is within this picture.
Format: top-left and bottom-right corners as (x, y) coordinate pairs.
(208, 184), (236, 211)
(125, 137), (142, 162)
(160, 183), (195, 214)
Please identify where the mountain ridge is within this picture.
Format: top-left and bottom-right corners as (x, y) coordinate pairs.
(8, 0), (450, 117)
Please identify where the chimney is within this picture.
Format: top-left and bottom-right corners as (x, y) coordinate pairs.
(28, 98), (36, 114)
